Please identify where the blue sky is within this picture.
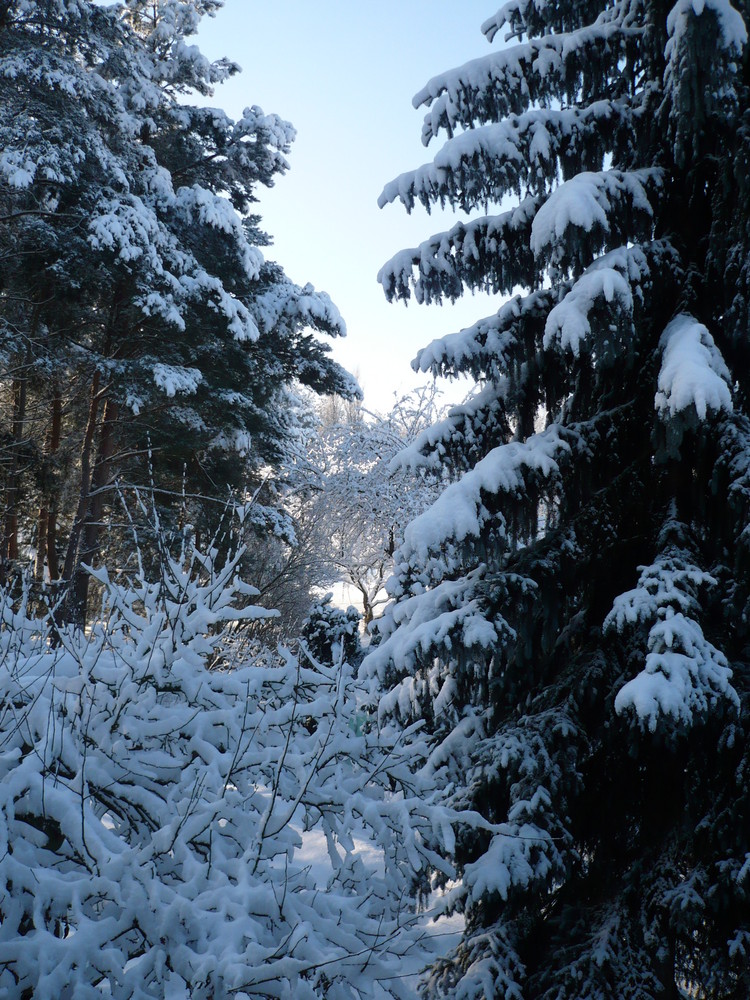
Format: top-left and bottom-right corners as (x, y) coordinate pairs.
(196, 2), (500, 412)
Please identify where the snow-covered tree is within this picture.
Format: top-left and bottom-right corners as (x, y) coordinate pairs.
(240, 387), (445, 634)
(0, 516), (452, 999)
(313, 388), (446, 625)
(0, 0), (356, 620)
(364, 1), (750, 995)
(314, 390), (445, 625)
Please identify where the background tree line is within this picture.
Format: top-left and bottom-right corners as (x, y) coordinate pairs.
(0, 0), (358, 627)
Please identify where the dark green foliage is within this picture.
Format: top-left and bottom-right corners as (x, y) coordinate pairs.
(0, 1), (356, 619)
(302, 594), (362, 667)
(365, 0), (750, 995)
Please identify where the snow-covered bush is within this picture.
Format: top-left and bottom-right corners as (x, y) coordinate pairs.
(0, 534), (451, 999)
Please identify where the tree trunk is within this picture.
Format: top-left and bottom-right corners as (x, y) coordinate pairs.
(46, 505), (59, 582)
(62, 275), (133, 625)
(358, 584), (374, 628)
(1, 374), (28, 582)
(34, 508), (48, 581)
(58, 371), (102, 625)
(35, 389), (62, 581)
(654, 933), (679, 1000)
(69, 397), (119, 623)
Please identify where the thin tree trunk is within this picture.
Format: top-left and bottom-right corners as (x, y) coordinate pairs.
(69, 397), (118, 622)
(654, 933), (679, 1000)
(358, 583), (374, 628)
(34, 508), (48, 581)
(46, 387), (63, 581)
(59, 370), (102, 623)
(58, 281), (123, 625)
(35, 388), (62, 581)
(1, 374), (28, 580)
(46, 506), (59, 581)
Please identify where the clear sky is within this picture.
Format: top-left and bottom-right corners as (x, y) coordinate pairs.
(195, 2), (501, 413)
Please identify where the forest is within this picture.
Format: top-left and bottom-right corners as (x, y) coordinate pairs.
(0, 0), (749, 997)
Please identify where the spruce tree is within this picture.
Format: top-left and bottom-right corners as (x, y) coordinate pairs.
(364, 0), (750, 995)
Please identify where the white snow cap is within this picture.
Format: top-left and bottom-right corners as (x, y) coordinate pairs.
(543, 246), (651, 355)
(401, 426), (569, 564)
(655, 314), (732, 420)
(614, 608), (738, 729)
(152, 363), (203, 397)
(530, 169), (657, 260)
(666, 0), (747, 55)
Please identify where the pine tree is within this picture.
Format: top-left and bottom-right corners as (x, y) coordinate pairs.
(0, 0), (356, 619)
(364, 0), (750, 995)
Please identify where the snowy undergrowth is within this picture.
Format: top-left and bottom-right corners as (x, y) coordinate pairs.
(0, 537), (456, 999)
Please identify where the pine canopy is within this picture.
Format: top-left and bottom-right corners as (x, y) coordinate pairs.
(364, 0), (750, 995)
(0, 0), (356, 619)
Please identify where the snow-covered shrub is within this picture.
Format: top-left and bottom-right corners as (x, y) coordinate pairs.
(0, 536), (451, 999)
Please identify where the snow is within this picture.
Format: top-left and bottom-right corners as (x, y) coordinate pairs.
(543, 246), (650, 354)
(530, 169), (659, 260)
(0, 538), (458, 999)
(138, 288), (188, 331)
(482, 3), (524, 42)
(654, 314), (732, 420)
(614, 609), (739, 730)
(463, 824), (556, 902)
(0, 150), (36, 187)
(363, 571), (505, 705)
(393, 384), (506, 472)
(378, 103), (619, 213)
(413, 19), (640, 144)
(608, 523), (739, 730)
(605, 551), (715, 632)
(144, 162), (176, 206)
(666, 0), (747, 55)
(125, 392), (143, 415)
(253, 280), (347, 339)
(417, 320), (514, 377)
(236, 105), (296, 156)
(413, 289), (554, 392)
(88, 196), (164, 264)
(152, 363), (203, 397)
(400, 426), (569, 564)
(177, 184), (264, 280)
(378, 196), (539, 304)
